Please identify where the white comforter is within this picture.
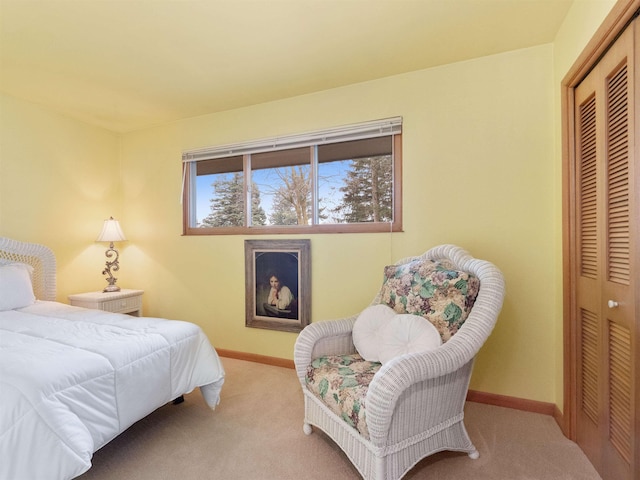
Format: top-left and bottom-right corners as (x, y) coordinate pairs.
(0, 301), (225, 480)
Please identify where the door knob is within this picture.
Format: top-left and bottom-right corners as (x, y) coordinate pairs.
(607, 300), (619, 308)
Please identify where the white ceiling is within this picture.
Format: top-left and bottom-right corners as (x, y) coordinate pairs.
(0, 0), (574, 133)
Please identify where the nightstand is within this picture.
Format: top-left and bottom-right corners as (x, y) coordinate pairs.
(68, 289), (144, 316)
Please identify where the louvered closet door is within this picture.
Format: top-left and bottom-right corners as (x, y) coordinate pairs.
(573, 19), (638, 480)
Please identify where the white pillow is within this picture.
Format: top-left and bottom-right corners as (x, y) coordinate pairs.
(0, 263), (36, 311)
(378, 314), (442, 364)
(353, 304), (396, 362)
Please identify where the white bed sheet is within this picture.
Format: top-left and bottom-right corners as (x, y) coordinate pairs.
(0, 301), (225, 480)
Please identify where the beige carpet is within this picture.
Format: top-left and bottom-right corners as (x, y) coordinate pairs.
(78, 358), (601, 480)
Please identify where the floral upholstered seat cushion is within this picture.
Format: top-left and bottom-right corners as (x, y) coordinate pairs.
(305, 354), (381, 439)
(379, 259), (480, 342)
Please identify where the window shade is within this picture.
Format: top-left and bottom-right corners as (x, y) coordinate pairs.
(182, 117), (402, 163)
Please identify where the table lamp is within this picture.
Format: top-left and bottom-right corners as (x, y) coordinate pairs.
(96, 216), (127, 292)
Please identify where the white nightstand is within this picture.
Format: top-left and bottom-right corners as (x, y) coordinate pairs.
(68, 289), (144, 316)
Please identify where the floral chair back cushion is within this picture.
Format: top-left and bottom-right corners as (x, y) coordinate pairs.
(378, 259), (480, 342)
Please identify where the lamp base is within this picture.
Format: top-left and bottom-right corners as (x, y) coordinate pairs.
(101, 242), (121, 293)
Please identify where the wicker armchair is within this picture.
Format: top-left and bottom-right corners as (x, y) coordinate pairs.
(294, 244), (505, 480)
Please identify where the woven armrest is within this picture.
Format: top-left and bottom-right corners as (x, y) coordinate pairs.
(365, 342), (474, 446)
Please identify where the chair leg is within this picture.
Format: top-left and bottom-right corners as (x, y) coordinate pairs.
(173, 395), (185, 405)
(468, 449), (479, 459)
(303, 423), (313, 435)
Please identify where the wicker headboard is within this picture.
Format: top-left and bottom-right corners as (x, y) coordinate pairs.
(0, 237), (57, 301)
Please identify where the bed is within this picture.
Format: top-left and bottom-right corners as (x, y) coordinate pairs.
(0, 237), (225, 480)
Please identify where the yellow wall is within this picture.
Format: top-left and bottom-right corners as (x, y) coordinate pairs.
(0, 0), (618, 408)
(0, 93), (121, 299)
(120, 44), (556, 402)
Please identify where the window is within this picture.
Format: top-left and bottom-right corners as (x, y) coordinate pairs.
(182, 117), (402, 235)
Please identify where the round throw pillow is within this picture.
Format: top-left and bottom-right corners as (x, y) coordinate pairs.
(378, 314), (442, 364)
(352, 304), (397, 362)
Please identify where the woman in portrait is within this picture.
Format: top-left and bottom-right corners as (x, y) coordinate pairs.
(264, 273), (294, 317)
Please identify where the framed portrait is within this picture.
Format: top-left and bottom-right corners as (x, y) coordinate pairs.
(244, 239), (311, 333)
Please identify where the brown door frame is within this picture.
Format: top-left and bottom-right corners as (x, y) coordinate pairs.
(562, 0), (640, 439)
